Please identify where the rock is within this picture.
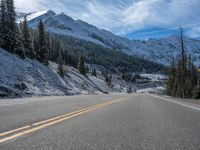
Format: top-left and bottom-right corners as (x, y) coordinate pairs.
(0, 91), (9, 97)
(14, 83), (27, 90)
(0, 86), (18, 97)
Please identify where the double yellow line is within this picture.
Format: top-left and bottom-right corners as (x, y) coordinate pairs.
(0, 97), (126, 144)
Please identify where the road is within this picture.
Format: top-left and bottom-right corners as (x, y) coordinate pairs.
(0, 93), (200, 150)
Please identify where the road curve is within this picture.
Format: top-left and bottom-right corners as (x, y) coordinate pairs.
(1, 94), (200, 150)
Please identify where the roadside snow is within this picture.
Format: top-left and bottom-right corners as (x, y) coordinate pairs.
(137, 87), (165, 94)
(140, 74), (167, 82)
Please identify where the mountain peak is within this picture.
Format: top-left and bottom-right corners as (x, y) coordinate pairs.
(17, 10), (56, 23)
(56, 12), (74, 21)
(46, 10), (56, 15)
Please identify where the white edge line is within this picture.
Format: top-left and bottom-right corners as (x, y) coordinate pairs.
(150, 94), (200, 111)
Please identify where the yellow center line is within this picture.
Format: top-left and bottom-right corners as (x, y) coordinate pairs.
(0, 126), (31, 137)
(0, 98), (119, 137)
(0, 97), (126, 144)
(33, 99), (118, 126)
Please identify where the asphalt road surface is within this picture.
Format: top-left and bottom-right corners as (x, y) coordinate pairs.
(0, 93), (200, 150)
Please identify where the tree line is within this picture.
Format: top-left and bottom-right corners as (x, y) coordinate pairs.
(166, 28), (200, 99)
(0, 0), (87, 77)
(55, 34), (166, 74)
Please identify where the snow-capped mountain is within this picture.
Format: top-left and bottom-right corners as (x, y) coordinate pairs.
(18, 10), (200, 66)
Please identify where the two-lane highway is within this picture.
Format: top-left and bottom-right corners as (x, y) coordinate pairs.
(1, 94), (200, 150)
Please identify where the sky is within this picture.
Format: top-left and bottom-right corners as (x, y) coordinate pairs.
(15, 0), (200, 40)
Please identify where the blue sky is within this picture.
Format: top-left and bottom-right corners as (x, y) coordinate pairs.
(15, 0), (200, 40)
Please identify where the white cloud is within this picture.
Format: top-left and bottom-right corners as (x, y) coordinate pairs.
(119, 0), (200, 35)
(14, 0), (200, 38)
(15, 0), (44, 12)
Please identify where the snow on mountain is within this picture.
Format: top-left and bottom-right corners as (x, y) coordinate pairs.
(18, 10), (200, 66)
(17, 10), (54, 23)
(137, 35), (200, 66)
(0, 48), (165, 98)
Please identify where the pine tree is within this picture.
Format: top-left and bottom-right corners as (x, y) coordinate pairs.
(105, 74), (112, 86)
(0, 0), (6, 46)
(64, 50), (68, 65)
(33, 35), (38, 55)
(58, 53), (64, 77)
(47, 32), (51, 59)
(78, 54), (86, 75)
(92, 69), (97, 76)
(166, 28), (200, 99)
(0, 0), (25, 58)
(166, 57), (176, 95)
(22, 15), (34, 58)
(175, 60), (182, 97)
(193, 85), (200, 99)
(36, 20), (48, 64)
(13, 28), (25, 58)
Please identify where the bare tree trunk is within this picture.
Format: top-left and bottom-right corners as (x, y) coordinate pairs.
(180, 27), (186, 98)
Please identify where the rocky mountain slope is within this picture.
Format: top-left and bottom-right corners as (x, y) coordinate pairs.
(18, 10), (200, 66)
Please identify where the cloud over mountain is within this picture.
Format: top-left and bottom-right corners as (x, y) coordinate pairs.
(15, 0), (200, 39)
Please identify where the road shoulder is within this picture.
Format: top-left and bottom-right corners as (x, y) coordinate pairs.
(150, 94), (200, 111)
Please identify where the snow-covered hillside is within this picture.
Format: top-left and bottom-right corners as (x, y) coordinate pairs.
(0, 48), (165, 98)
(18, 10), (200, 66)
(0, 48), (68, 97)
(0, 47), (114, 97)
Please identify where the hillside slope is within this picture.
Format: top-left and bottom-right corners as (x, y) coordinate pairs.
(0, 48), (124, 98)
(0, 48), (112, 97)
(0, 48), (165, 98)
(0, 48), (68, 97)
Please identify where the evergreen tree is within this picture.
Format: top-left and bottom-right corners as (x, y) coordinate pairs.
(13, 27), (25, 58)
(63, 49), (68, 65)
(36, 20), (48, 64)
(166, 57), (176, 95)
(0, 0), (6, 46)
(105, 74), (112, 87)
(193, 85), (200, 99)
(58, 53), (64, 77)
(78, 54), (86, 75)
(92, 68), (97, 76)
(47, 32), (51, 52)
(47, 35), (62, 63)
(0, 0), (24, 58)
(33, 35), (38, 55)
(22, 15), (34, 58)
(166, 28), (200, 99)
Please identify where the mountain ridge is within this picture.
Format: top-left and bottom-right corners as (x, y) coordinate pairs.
(17, 10), (200, 66)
